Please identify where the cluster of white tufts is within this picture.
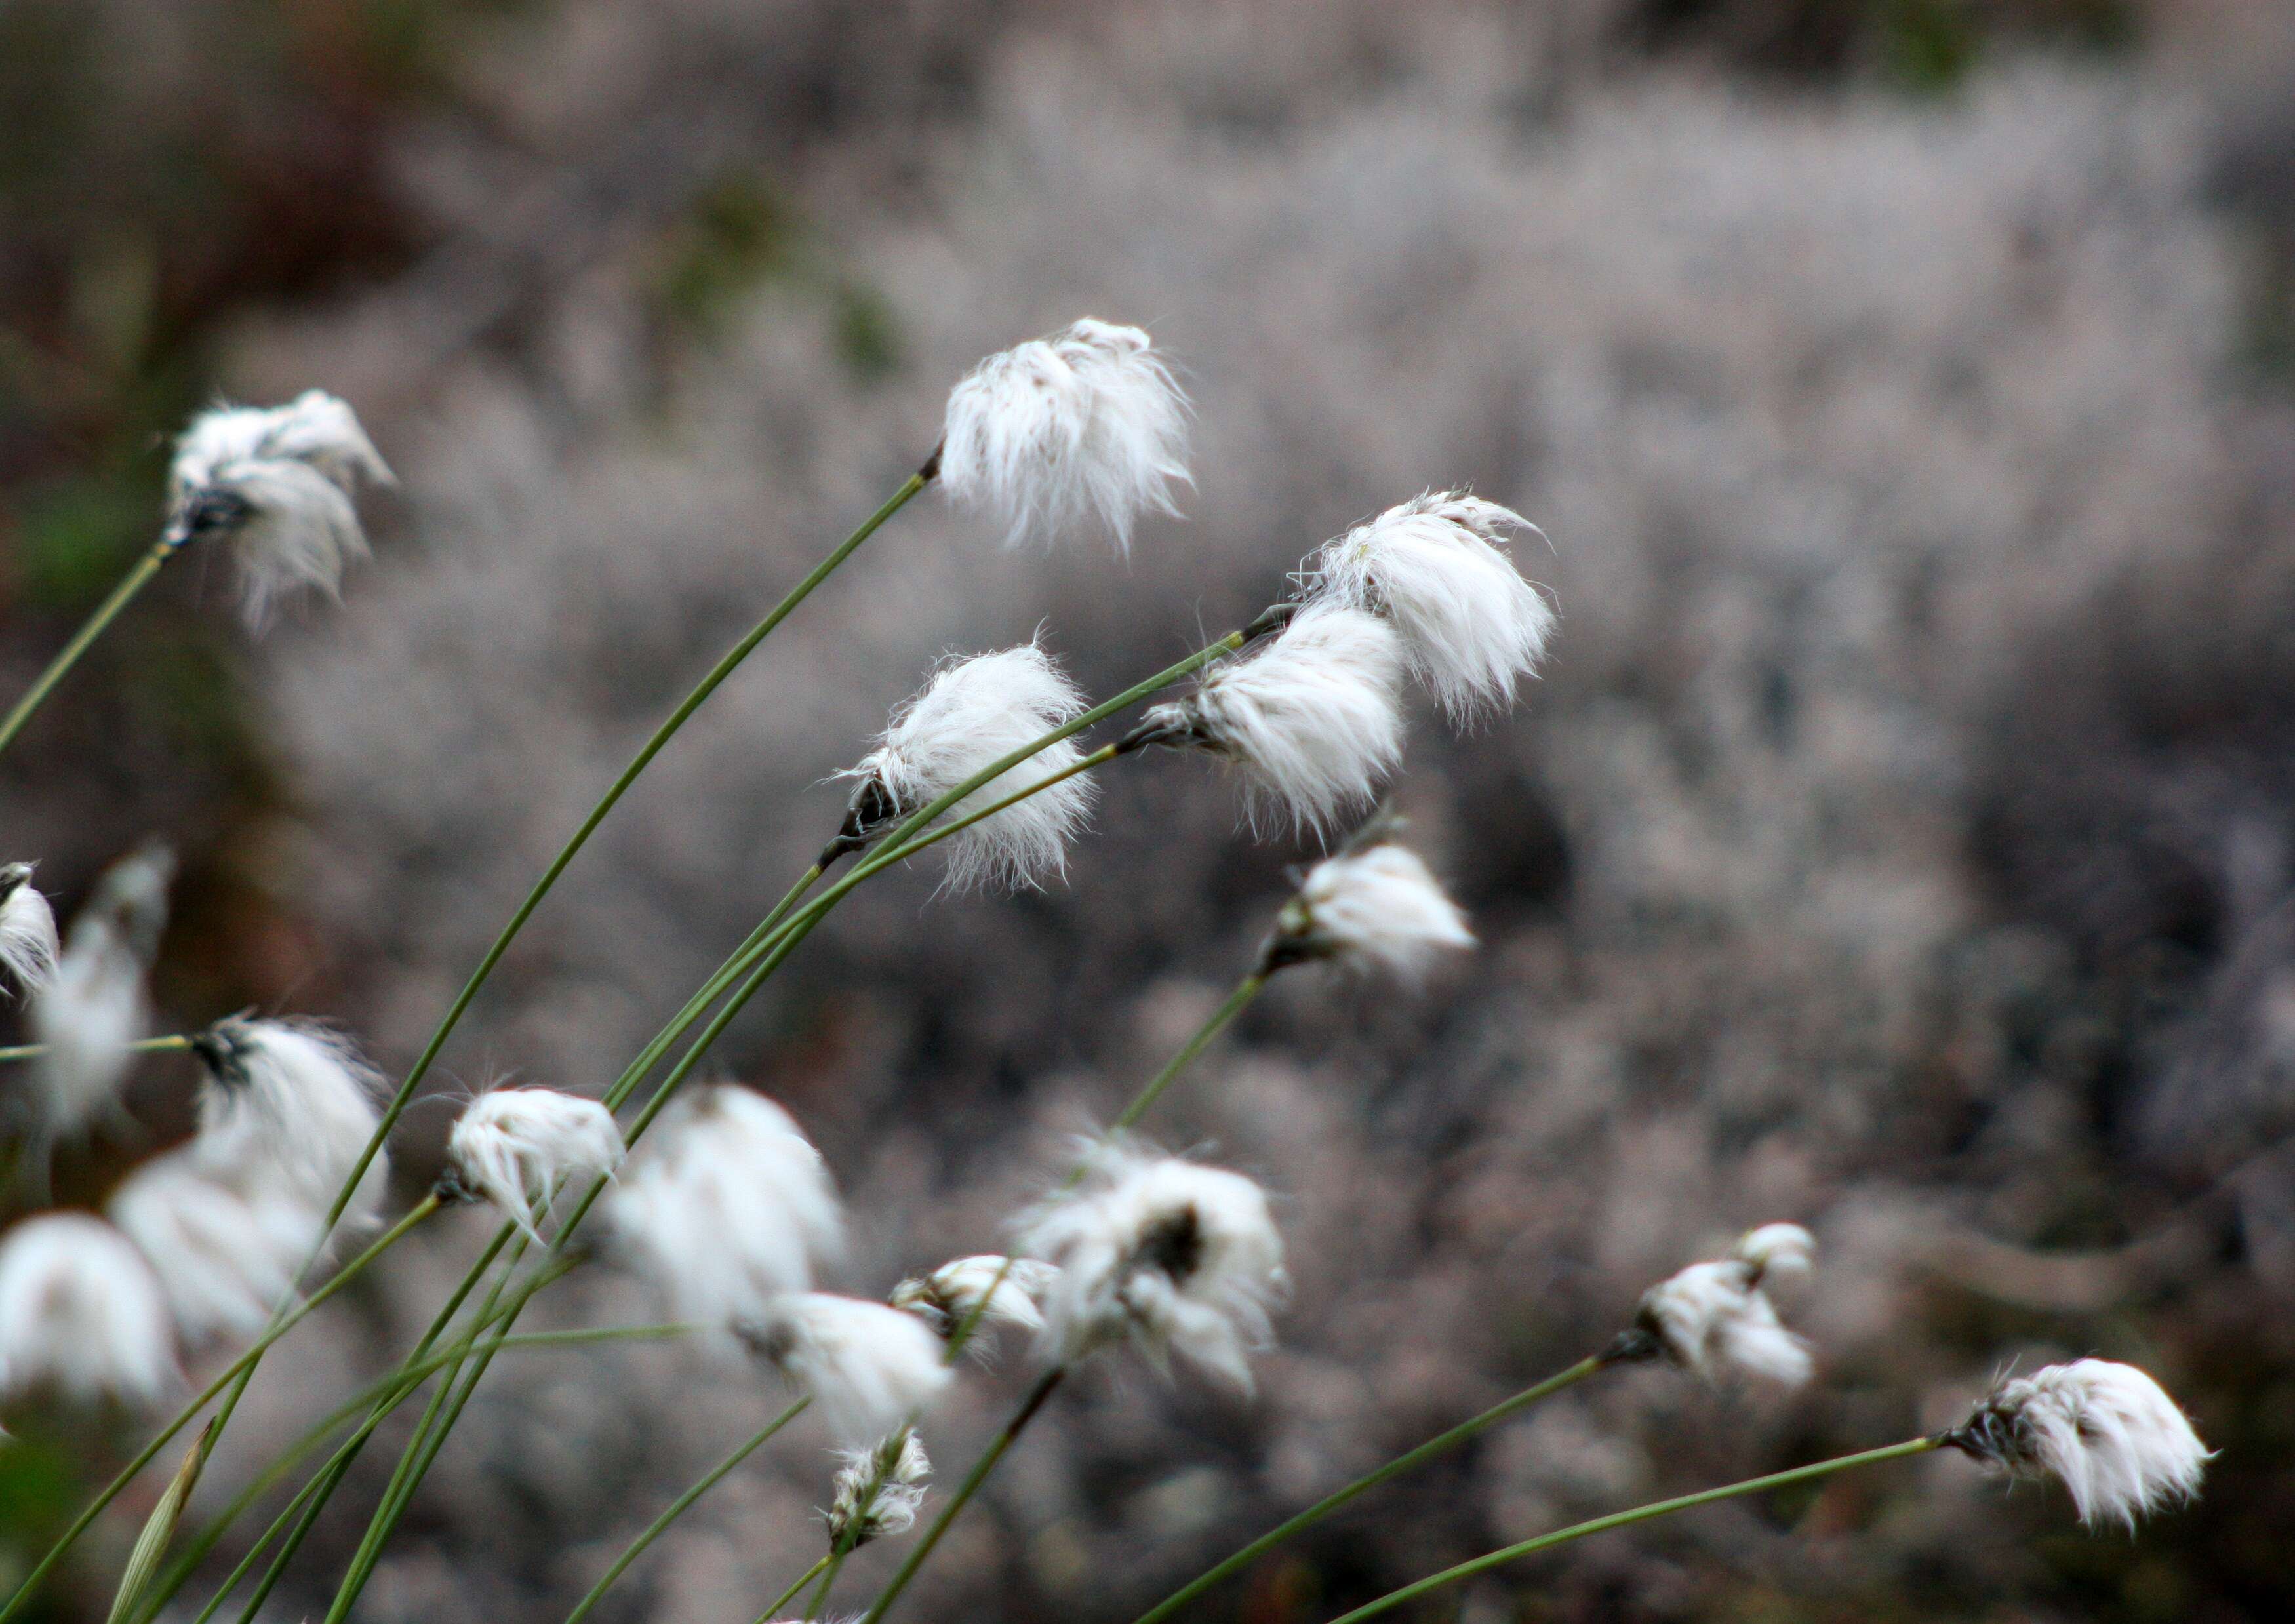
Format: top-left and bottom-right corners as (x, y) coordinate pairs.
(824, 1430), (932, 1550)
(940, 319), (1189, 553)
(445, 1086), (624, 1239)
(839, 640), (1098, 892)
(1948, 1358), (2212, 1528)
(1632, 1222), (1816, 1387)
(737, 1292), (955, 1446)
(1018, 1141), (1289, 1393)
(190, 1016), (391, 1235)
(27, 844), (172, 1147)
(890, 1253), (1057, 1349)
(1269, 839), (1474, 980)
(0, 862), (59, 998)
(167, 391), (393, 625)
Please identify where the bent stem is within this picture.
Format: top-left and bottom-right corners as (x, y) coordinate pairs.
(1322, 1437), (1944, 1624)
(1132, 1355), (1608, 1624)
(0, 543), (169, 761)
(561, 1400), (810, 1624)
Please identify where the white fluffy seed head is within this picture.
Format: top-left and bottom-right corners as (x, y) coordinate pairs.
(0, 863), (59, 997)
(1734, 1222), (1816, 1285)
(167, 391), (393, 626)
(447, 1088), (625, 1240)
(940, 318), (1189, 552)
(1634, 1225), (1816, 1387)
(107, 1148), (323, 1345)
(26, 846), (172, 1145)
(603, 1084), (845, 1329)
(0, 1212), (177, 1406)
(889, 1254), (1058, 1352)
(825, 1430), (931, 1549)
(840, 641), (1098, 892)
(1951, 1358), (2211, 1528)
(738, 1294), (955, 1445)
(1309, 492), (1555, 722)
(190, 1016), (391, 1243)
(1016, 1141), (1289, 1393)
(1141, 603), (1407, 837)
(1273, 842), (1474, 980)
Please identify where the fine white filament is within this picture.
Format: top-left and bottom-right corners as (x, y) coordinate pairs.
(826, 1431), (931, 1549)
(0, 863), (59, 997)
(890, 1254), (1058, 1343)
(1953, 1358), (2210, 1528)
(1635, 1223), (1816, 1387)
(0, 1212), (176, 1406)
(191, 1016), (391, 1240)
(738, 1293), (955, 1445)
(1278, 842), (1475, 979)
(940, 318), (1190, 552)
(447, 1087), (626, 1239)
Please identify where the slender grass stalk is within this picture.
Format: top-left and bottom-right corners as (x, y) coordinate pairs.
(803, 1553), (845, 1622)
(1131, 1356), (1608, 1624)
(559, 1400), (810, 1624)
(0, 1035), (191, 1063)
(754, 1557), (835, 1624)
(0, 543), (169, 761)
(1319, 1438), (1944, 1624)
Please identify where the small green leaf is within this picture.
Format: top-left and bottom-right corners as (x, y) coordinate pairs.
(105, 1417), (215, 1624)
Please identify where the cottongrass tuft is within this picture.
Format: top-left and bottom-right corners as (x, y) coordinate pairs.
(1135, 601), (1406, 837)
(890, 1254), (1058, 1351)
(824, 1430), (931, 1550)
(837, 640), (1098, 891)
(446, 1086), (626, 1239)
(1268, 840), (1473, 980)
(940, 318), (1189, 552)
(28, 845), (173, 1145)
(0, 862), (59, 997)
(1018, 1140), (1289, 1393)
(736, 1294), (955, 1446)
(1308, 492), (1555, 722)
(190, 1016), (391, 1240)
(1632, 1223), (1816, 1387)
(167, 391), (393, 625)
(108, 1149), (321, 1344)
(1946, 1358), (2211, 1528)
(0, 1212), (176, 1406)
(603, 1084), (845, 1328)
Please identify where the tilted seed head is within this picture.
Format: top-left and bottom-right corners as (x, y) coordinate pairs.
(447, 1086), (625, 1238)
(1946, 1358), (2210, 1528)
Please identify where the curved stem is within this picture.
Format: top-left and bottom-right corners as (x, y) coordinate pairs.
(1321, 1438), (1943, 1624)
(1132, 1356), (1606, 1624)
(753, 1557), (834, 1624)
(0, 543), (169, 761)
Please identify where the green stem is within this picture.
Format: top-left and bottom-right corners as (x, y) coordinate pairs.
(1321, 1438), (1944, 1624)
(803, 1554), (847, 1622)
(0, 1035), (191, 1063)
(0, 544), (168, 761)
(560, 1400), (810, 1624)
(1132, 1356), (1606, 1624)
(753, 1556), (834, 1624)
(856, 1368), (1066, 1624)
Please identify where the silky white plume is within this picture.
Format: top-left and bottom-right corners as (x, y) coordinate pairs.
(447, 1087), (625, 1239)
(0, 863), (59, 997)
(27, 844), (172, 1145)
(190, 1016), (390, 1241)
(603, 1083), (844, 1327)
(940, 318), (1189, 552)
(0, 1212), (176, 1406)
(890, 1254), (1058, 1347)
(1018, 1142), (1289, 1392)
(825, 1430), (931, 1550)
(1271, 841), (1474, 980)
(1949, 1358), (2210, 1528)
(1138, 603), (1406, 836)
(839, 641), (1097, 892)
(1633, 1223), (1816, 1387)
(1309, 492), (1555, 721)
(108, 1148), (322, 1344)
(167, 391), (393, 625)
(738, 1294), (954, 1444)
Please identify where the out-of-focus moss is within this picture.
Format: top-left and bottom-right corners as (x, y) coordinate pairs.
(9, 473), (151, 606)
(833, 280), (904, 382)
(655, 172), (797, 334)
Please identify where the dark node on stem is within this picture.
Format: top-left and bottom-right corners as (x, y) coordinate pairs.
(1115, 713), (1197, 757)
(188, 1021), (252, 1086)
(820, 776), (902, 867)
(918, 439), (946, 483)
(733, 1315), (798, 1368)
(160, 486), (254, 555)
(433, 1168), (481, 1207)
(1598, 1326), (1663, 1366)
(1132, 1205), (1205, 1287)
(1252, 932), (1317, 978)
(1241, 600), (1300, 643)
(0, 862), (30, 905)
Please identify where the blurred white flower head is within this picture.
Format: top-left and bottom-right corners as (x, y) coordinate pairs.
(0, 1212), (176, 1407)
(1136, 602), (1406, 836)
(1947, 1358), (2210, 1528)
(166, 391), (393, 625)
(890, 1254), (1058, 1351)
(1270, 840), (1474, 980)
(738, 1293), (955, 1444)
(1309, 492), (1555, 723)
(825, 1429), (931, 1550)
(603, 1083), (844, 1328)
(1633, 1223), (1816, 1387)
(0, 862), (59, 997)
(940, 317), (1189, 552)
(1018, 1142), (1289, 1392)
(108, 1148), (321, 1345)
(447, 1086), (625, 1240)
(837, 640), (1098, 892)
(190, 1016), (391, 1241)
(28, 843), (172, 1146)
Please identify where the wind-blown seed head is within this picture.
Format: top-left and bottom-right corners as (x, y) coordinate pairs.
(839, 641), (1097, 892)
(737, 1294), (955, 1444)
(1734, 1222), (1816, 1284)
(447, 1087), (625, 1239)
(940, 318), (1189, 552)
(1017, 1141), (1289, 1393)
(1139, 603), (1406, 837)
(0, 1212), (176, 1406)
(890, 1254), (1058, 1351)
(167, 391), (393, 625)
(824, 1431), (931, 1550)
(190, 1016), (391, 1242)
(0, 863), (59, 997)
(603, 1084), (845, 1328)
(1948, 1358), (2211, 1528)
(26, 846), (172, 1145)
(1634, 1225), (1816, 1387)
(108, 1148), (323, 1344)
(1309, 492), (1555, 722)
(1271, 841), (1473, 980)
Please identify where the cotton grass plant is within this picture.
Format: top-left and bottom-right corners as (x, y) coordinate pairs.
(0, 316), (2213, 1624)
